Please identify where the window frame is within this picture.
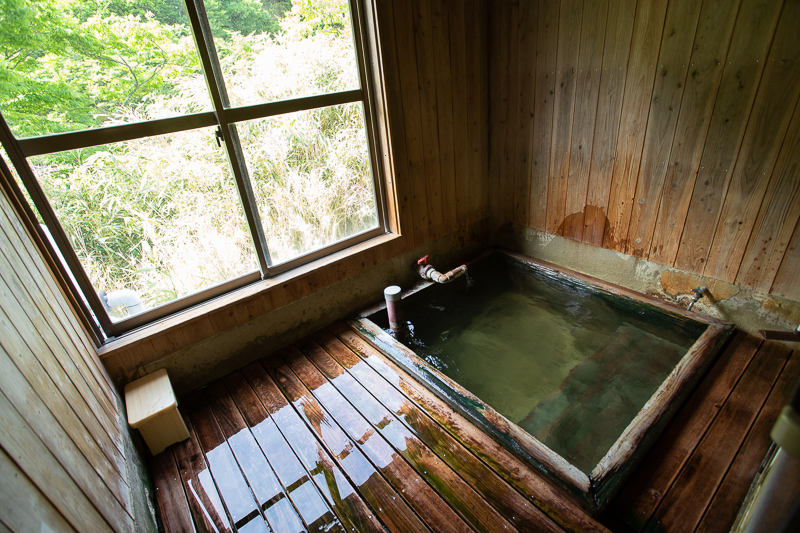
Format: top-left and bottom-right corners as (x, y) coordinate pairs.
(0, 0), (390, 340)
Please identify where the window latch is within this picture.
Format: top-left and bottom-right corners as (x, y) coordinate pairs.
(214, 126), (224, 147)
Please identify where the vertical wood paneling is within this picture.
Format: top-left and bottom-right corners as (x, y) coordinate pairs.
(497, 0), (800, 301)
(448, 1), (470, 227)
(674, 0), (783, 273)
(647, 0), (742, 264)
(546, 0), (582, 235)
(624, 0), (702, 257)
(562, 0), (608, 240)
(735, 100), (800, 291)
(512, 1), (537, 226)
(704, 0), (800, 283)
(0, 166), (134, 531)
(582, 0), (637, 247)
(602, 0), (669, 251)
(527, 1), (560, 230)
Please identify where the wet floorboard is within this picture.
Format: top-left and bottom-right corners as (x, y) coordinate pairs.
(150, 325), (799, 532)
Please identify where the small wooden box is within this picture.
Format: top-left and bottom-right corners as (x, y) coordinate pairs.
(124, 369), (189, 455)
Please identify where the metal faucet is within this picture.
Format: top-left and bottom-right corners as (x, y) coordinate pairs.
(416, 255), (467, 284)
(687, 287), (707, 311)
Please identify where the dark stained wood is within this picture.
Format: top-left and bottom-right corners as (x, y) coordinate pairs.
(184, 396), (270, 532)
(225, 370), (385, 533)
(296, 336), (551, 533)
(248, 357), (432, 533)
(512, 0), (537, 227)
(609, 330), (762, 530)
(642, 341), (792, 532)
(310, 329), (566, 532)
(696, 348), (800, 533)
(172, 407), (233, 533)
(276, 347), (475, 533)
(329, 322), (604, 533)
(151, 450), (196, 533)
(205, 381), (326, 532)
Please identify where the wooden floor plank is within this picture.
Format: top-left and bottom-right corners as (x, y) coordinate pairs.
(184, 396), (270, 533)
(644, 341), (792, 532)
(244, 359), (431, 533)
(330, 322), (605, 533)
(224, 370), (384, 533)
(151, 450), (196, 533)
(173, 407), (233, 533)
(273, 348), (472, 533)
(311, 329), (564, 532)
(296, 336), (547, 533)
(204, 381), (323, 533)
(609, 331), (762, 530)
(695, 348), (800, 533)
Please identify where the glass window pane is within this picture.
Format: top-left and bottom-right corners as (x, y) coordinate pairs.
(238, 102), (378, 265)
(1, 0), (211, 138)
(206, 0), (359, 108)
(29, 127), (258, 320)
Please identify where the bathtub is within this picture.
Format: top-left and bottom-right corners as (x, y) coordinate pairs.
(354, 249), (733, 513)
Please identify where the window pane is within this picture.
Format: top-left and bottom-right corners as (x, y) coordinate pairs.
(207, 0), (359, 108)
(29, 127), (258, 320)
(238, 102), (378, 265)
(1, 0), (211, 138)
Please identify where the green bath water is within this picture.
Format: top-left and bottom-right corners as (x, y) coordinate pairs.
(373, 254), (704, 474)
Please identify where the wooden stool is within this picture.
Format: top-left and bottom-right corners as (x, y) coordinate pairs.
(124, 369), (189, 455)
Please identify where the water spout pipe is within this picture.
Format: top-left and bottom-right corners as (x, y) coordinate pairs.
(384, 285), (405, 336)
(416, 255), (467, 284)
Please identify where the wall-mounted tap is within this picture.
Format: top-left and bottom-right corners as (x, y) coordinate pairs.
(416, 255), (467, 284)
(687, 286), (707, 311)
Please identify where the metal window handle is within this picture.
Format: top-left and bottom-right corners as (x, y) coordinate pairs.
(214, 126), (223, 147)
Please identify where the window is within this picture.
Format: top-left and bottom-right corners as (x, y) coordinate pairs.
(0, 0), (386, 339)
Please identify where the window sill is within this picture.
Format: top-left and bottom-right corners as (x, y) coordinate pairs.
(97, 231), (403, 365)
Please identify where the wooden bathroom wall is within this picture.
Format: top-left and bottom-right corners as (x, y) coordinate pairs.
(0, 165), (135, 530)
(491, 0), (800, 301)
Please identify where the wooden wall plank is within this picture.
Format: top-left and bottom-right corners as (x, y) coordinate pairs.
(488, 0), (509, 226)
(412, 0), (445, 241)
(582, 0), (636, 247)
(448, 1), (470, 228)
(647, 0), (742, 265)
(477, 0), (490, 224)
(562, 0), (608, 241)
(673, 0), (783, 273)
(391, 0), (430, 247)
(545, 0), (582, 235)
(735, 100), (800, 291)
(623, 0), (702, 258)
(500, 0), (520, 225)
(431, 0), (457, 236)
(770, 217), (800, 300)
(0, 389), (120, 533)
(702, 0), (800, 285)
(602, 0), (668, 251)
(0, 446), (77, 533)
(512, 1), (537, 227)
(527, 0), (560, 230)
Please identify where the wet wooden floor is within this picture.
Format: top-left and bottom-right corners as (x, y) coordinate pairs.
(150, 323), (799, 532)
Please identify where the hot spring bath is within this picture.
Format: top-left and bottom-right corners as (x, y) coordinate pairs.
(354, 250), (732, 512)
